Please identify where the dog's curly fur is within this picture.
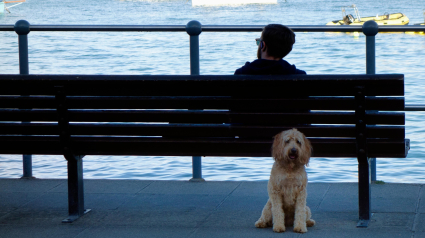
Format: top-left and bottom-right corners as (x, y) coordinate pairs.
(255, 128), (315, 233)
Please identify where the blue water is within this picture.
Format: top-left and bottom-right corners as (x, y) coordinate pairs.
(1, 0), (424, 183)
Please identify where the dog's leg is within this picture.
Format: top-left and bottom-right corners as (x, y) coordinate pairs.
(293, 189), (308, 233)
(270, 193), (285, 232)
(255, 199), (272, 228)
(306, 206), (316, 227)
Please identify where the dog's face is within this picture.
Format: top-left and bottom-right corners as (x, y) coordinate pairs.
(272, 128), (312, 166)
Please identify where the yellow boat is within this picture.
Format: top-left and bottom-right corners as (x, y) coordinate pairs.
(326, 4), (409, 26)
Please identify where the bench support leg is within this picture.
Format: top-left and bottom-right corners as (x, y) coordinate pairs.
(355, 86), (371, 227)
(62, 154), (91, 223)
(357, 156), (371, 228)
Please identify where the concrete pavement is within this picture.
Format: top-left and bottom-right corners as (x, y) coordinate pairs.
(0, 179), (424, 238)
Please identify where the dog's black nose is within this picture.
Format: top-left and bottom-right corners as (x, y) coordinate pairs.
(291, 148), (297, 153)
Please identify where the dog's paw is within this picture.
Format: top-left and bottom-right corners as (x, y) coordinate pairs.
(272, 224), (286, 233)
(255, 219), (269, 228)
(306, 219), (315, 227)
(293, 225), (308, 233)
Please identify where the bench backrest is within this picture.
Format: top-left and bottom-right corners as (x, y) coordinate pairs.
(0, 74), (408, 158)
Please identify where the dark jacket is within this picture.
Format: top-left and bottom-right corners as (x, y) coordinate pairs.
(234, 59), (306, 75)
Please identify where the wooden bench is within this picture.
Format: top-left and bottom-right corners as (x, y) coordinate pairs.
(0, 74), (409, 226)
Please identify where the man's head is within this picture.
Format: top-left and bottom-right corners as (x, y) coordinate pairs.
(257, 24), (296, 60)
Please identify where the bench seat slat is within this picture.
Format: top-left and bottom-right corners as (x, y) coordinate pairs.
(0, 123), (406, 139)
(0, 136), (409, 158)
(0, 109), (405, 125)
(0, 96), (405, 111)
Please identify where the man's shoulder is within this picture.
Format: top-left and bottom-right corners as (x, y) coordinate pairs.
(235, 59), (306, 75)
(234, 61), (254, 75)
(295, 68), (307, 75)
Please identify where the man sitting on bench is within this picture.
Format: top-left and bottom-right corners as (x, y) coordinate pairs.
(234, 24), (306, 75)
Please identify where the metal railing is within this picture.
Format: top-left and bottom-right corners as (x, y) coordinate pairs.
(1, 20), (425, 181)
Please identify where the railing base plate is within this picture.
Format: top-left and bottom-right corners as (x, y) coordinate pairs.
(62, 209), (91, 223)
(357, 219), (370, 228)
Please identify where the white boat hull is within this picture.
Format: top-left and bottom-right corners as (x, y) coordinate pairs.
(192, 0), (277, 6)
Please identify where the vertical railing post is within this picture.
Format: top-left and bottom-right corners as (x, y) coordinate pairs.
(363, 20), (378, 75)
(14, 20), (34, 179)
(186, 20), (204, 182)
(186, 20), (201, 75)
(363, 20), (379, 182)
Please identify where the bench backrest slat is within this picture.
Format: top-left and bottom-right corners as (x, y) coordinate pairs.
(0, 135), (408, 158)
(0, 123), (405, 138)
(0, 74), (405, 96)
(0, 96), (405, 111)
(0, 109), (405, 125)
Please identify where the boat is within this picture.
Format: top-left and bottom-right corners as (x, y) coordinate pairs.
(192, 0), (277, 7)
(326, 4), (409, 26)
(0, 0), (25, 14)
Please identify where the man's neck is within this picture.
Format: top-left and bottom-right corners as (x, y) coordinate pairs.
(260, 52), (281, 61)
(262, 57), (281, 61)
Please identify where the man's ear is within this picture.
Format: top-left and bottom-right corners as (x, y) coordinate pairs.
(261, 41), (266, 51)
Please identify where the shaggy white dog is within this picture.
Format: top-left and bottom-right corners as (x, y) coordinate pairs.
(255, 128), (315, 233)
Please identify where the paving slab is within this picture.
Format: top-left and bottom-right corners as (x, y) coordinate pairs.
(84, 193), (135, 210)
(216, 195), (268, 212)
(201, 210), (261, 228)
(120, 193), (227, 211)
(291, 229), (413, 238)
(75, 226), (193, 238)
(317, 183), (359, 212)
(190, 226), (301, 238)
(0, 209), (70, 225)
(95, 209), (211, 228)
(139, 180), (242, 195)
(230, 181), (268, 196)
(50, 179), (153, 194)
(0, 192), (44, 212)
(20, 192), (68, 210)
(0, 179), (65, 193)
(370, 212), (415, 231)
(417, 185), (425, 213)
(413, 214), (425, 232)
(0, 224), (87, 238)
(372, 183), (421, 213)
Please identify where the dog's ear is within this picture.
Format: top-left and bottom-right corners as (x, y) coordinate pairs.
(301, 133), (312, 166)
(272, 132), (284, 161)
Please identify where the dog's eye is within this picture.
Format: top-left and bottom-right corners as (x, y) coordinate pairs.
(297, 140), (302, 145)
(285, 139), (290, 143)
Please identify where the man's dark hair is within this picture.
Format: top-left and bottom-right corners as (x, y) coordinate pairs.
(261, 24), (296, 59)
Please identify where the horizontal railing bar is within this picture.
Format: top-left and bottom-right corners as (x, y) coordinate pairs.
(1, 24), (424, 32)
(0, 25), (187, 32)
(405, 104), (425, 111)
(203, 25), (361, 32)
